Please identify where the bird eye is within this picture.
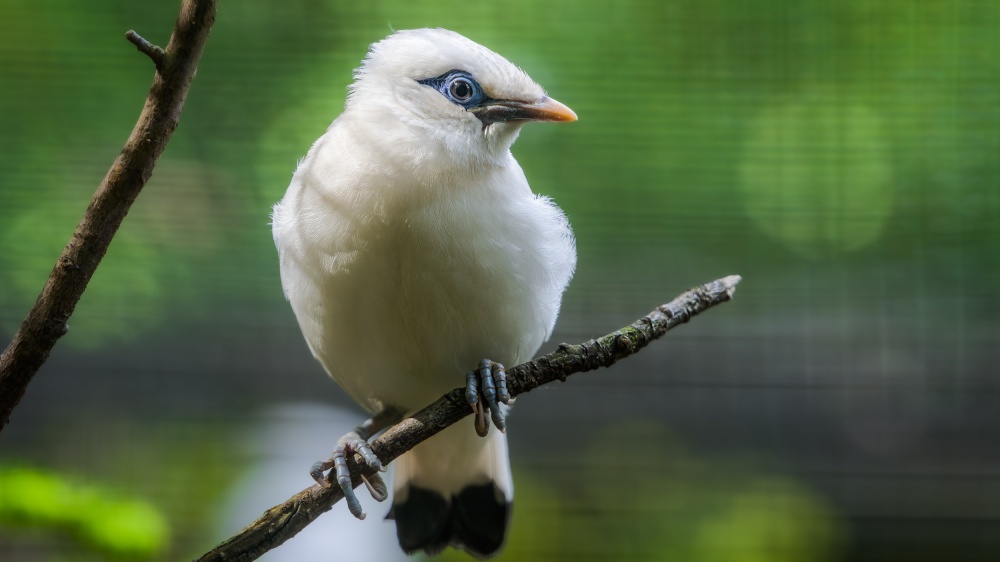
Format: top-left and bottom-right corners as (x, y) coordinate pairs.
(448, 77), (475, 102)
(417, 70), (486, 109)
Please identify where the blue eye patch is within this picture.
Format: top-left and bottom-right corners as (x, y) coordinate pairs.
(418, 70), (489, 109)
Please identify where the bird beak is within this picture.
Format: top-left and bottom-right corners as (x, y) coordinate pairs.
(472, 96), (578, 126)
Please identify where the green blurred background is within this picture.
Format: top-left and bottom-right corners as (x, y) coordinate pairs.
(1, 1), (998, 561)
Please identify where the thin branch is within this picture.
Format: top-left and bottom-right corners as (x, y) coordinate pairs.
(195, 275), (742, 562)
(0, 0), (218, 432)
(126, 30), (166, 70)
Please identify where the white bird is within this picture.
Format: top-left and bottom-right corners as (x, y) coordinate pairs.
(272, 28), (577, 558)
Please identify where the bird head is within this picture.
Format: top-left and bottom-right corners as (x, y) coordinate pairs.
(346, 28), (576, 168)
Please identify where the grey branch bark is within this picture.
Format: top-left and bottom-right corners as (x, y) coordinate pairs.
(0, 0), (217, 431)
(195, 275), (742, 562)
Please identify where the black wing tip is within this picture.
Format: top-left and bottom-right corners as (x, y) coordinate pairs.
(393, 483), (512, 559)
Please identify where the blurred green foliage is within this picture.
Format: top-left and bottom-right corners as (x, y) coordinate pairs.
(0, 465), (169, 558)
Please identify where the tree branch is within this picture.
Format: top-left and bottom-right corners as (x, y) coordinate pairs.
(195, 275), (742, 562)
(0, 0), (217, 431)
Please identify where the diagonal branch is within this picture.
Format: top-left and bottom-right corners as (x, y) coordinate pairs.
(195, 275), (742, 562)
(0, 0), (217, 431)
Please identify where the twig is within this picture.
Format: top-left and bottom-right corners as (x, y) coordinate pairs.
(126, 30), (166, 70)
(0, 0), (218, 432)
(195, 275), (742, 562)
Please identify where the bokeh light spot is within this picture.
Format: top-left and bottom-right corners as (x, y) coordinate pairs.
(739, 88), (894, 257)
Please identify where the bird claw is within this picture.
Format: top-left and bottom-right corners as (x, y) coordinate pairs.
(362, 472), (389, 502)
(466, 359), (509, 436)
(311, 430), (386, 520)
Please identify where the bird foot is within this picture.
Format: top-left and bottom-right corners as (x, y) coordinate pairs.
(466, 359), (510, 436)
(311, 430), (388, 520)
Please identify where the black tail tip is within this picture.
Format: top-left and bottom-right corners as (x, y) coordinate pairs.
(391, 483), (511, 559)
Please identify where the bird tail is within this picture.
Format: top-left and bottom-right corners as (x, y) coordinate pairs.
(389, 421), (513, 559)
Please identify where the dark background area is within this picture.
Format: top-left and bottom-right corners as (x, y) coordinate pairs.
(1, 1), (998, 561)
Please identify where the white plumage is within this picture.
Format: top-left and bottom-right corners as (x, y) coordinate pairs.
(272, 28), (576, 558)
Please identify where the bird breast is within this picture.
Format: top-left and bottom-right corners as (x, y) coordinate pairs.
(275, 135), (575, 415)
